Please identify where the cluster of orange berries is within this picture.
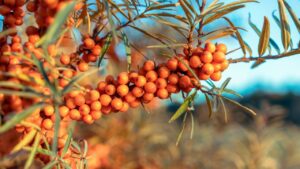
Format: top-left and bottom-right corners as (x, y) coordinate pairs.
(0, 0), (26, 30)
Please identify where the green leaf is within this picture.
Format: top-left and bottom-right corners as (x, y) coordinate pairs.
(179, 0), (194, 24)
(121, 32), (132, 72)
(278, 0), (291, 51)
(0, 89), (45, 98)
(62, 122), (76, 157)
(204, 93), (213, 118)
(258, 17), (270, 56)
(42, 160), (58, 169)
(219, 98), (228, 123)
(284, 1), (300, 33)
(96, 33), (113, 67)
(169, 92), (197, 123)
(223, 88), (243, 98)
(36, 1), (75, 46)
(220, 77), (231, 92)
(25, 133), (41, 169)
(223, 96), (256, 116)
(203, 5), (244, 25)
(0, 103), (45, 134)
(12, 130), (37, 153)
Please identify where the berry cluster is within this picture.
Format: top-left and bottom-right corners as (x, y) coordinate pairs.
(0, 0), (26, 30)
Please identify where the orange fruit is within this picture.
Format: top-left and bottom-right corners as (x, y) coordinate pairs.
(158, 66), (171, 79)
(117, 84), (129, 97)
(212, 62), (221, 72)
(83, 115), (94, 124)
(105, 84), (116, 95)
(100, 94), (112, 106)
(59, 106), (69, 117)
(90, 101), (102, 111)
(42, 119), (53, 130)
(60, 54), (70, 65)
(120, 102), (129, 112)
(101, 106), (112, 115)
(179, 76), (191, 89)
(79, 104), (90, 115)
(198, 72), (210, 80)
(168, 73), (179, 85)
(156, 78), (167, 89)
(74, 94), (85, 106)
(124, 92), (136, 103)
(210, 71), (222, 81)
(143, 60), (155, 71)
(69, 109), (81, 120)
(117, 72), (129, 85)
(142, 93), (154, 102)
(132, 87), (144, 98)
(97, 81), (107, 93)
(44, 105), (54, 116)
(90, 110), (102, 120)
(220, 60), (229, 71)
(129, 100), (140, 108)
(213, 51), (225, 63)
(216, 43), (227, 53)
(144, 82), (157, 93)
(83, 38), (95, 49)
(135, 75), (147, 87)
(201, 63), (214, 75)
(78, 61), (89, 72)
(111, 98), (123, 111)
(156, 89), (169, 99)
(166, 84), (179, 93)
(205, 42), (216, 53)
(178, 59), (189, 72)
(167, 58), (178, 71)
(200, 51), (213, 63)
(189, 55), (201, 68)
(145, 70), (158, 82)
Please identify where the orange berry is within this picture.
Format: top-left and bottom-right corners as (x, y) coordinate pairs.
(167, 58), (178, 71)
(83, 38), (95, 49)
(117, 72), (129, 85)
(210, 71), (222, 81)
(62, 69), (74, 78)
(129, 71), (139, 82)
(132, 87), (144, 98)
(220, 60), (229, 71)
(117, 84), (129, 97)
(135, 75), (147, 87)
(158, 66), (170, 78)
(189, 55), (201, 68)
(12, 36), (21, 43)
(79, 104), (90, 115)
(4, 0), (16, 6)
(87, 53), (97, 62)
(92, 45), (102, 55)
(205, 42), (216, 53)
(42, 119), (53, 130)
(192, 47), (203, 56)
(124, 92), (136, 103)
(90, 110), (102, 120)
(144, 82), (157, 93)
(142, 93), (154, 102)
(74, 94), (85, 106)
(143, 60), (155, 71)
(28, 35), (40, 44)
(129, 100), (140, 108)
(101, 106), (112, 115)
(69, 91), (80, 98)
(97, 81), (107, 93)
(178, 59), (189, 72)
(69, 109), (81, 120)
(166, 84), (179, 93)
(201, 63), (214, 75)
(59, 106), (69, 117)
(111, 98), (123, 111)
(66, 98), (76, 109)
(216, 43), (227, 53)
(60, 54), (70, 65)
(91, 101), (102, 111)
(212, 63), (221, 72)
(145, 70), (158, 82)
(78, 61), (89, 72)
(105, 84), (116, 95)
(200, 51), (213, 63)
(156, 89), (169, 99)
(83, 115), (94, 124)
(213, 51), (225, 63)
(168, 73), (179, 85)
(198, 72), (210, 80)
(100, 94), (112, 106)
(120, 102), (129, 112)
(0, 5), (11, 15)
(89, 90), (100, 101)
(105, 75), (115, 84)
(156, 78), (167, 89)
(179, 76), (191, 89)
(44, 105), (54, 116)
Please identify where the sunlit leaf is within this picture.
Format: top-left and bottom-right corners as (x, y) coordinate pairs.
(258, 17), (270, 56)
(278, 0), (291, 51)
(223, 96), (256, 116)
(284, 1), (300, 33)
(204, 93), (213, 118)
(97, 33), (113, 67)
(24, 133), (41, 169)
(12, 130), (37, 153)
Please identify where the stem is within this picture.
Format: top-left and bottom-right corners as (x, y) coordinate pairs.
(197, 0), (206, 46)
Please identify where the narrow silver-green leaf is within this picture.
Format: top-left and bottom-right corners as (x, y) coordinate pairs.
(284, 1), (300, 33)
(96, 33), (113, 67)
(258, 17), (270, 56)
(223, 96), (256, 116)
(204, 93), (213, 118)
(121, 32), (132, 71)
(278, 0), (291, 51)
(24, 134), (41, 169)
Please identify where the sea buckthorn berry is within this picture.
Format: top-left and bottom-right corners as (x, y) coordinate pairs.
(78, 61), (89, 72)
(210, 71), (222, 81)
(105, 75), (115, 84)
(129, 71), (139, 82)
(4, 0), (16, 6)
(135, 75), (147, 87)
(28, 35), (40, 44)
(89, 90), (100, 101)
(62, 69), (74, 78)
(189, 55), (201, 68)
(111, 98), (123, 111)
(100, 94), (112, 106)
(178, 59), (189, 72)
(129, 100), (140, 108)
(212, 63), (222, 72)
(97, 81), (107, 93)
(117, 84), (129, 97)
(142, 93), (154, 102)
(117, 72), (129, 85)
(42, 119), (53, 130)
(0, 6), (11, 15)
(167, 84), (179, 93)
(143, 60), (155, 71)
(12, 36), (21, 43)
(179, 76), (191, 89)
(91, 101), (102, 111)
(120, 102), (129, 113)
(132, 87), (144, 98)
(205, 42), (216, 53)
(168, 73), (179, 85)
(60, 54), (70, 65)
(92, 45), (102, 55)
(59, 106), (69, 117)
(105, 84), (116, 95)
(158, 66), (170, 79)
(74, 94), (85, 106)
(79, 104), (90, 115)
(124, 92), (136, 103)
(145, 70), (158, 82)
(216, 43), (227, 53)
(101, 106), (112, 115)
(192, 47), (203, 55)
(83, 38), (95, 49)
(200, 51), (213, 63)
(144, 82), (157, 93)
(213, 51), (225, 63)
(220, 60), (229, 71)
(87, 54), (97, 62)
(202, 63), (214, 75)
(167, 58), (178, 71)
(69, 91), (80, 98)
(90, 110), (102, 120)
(83, 115), (94, 124)
(156, 89), (169, 99)
(66, 98), (76, 109)
(44, 105), (54, 116)
(156, 78), (167, 89)
(69, 109), (81, 120)
(198, 72), (210, 80)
